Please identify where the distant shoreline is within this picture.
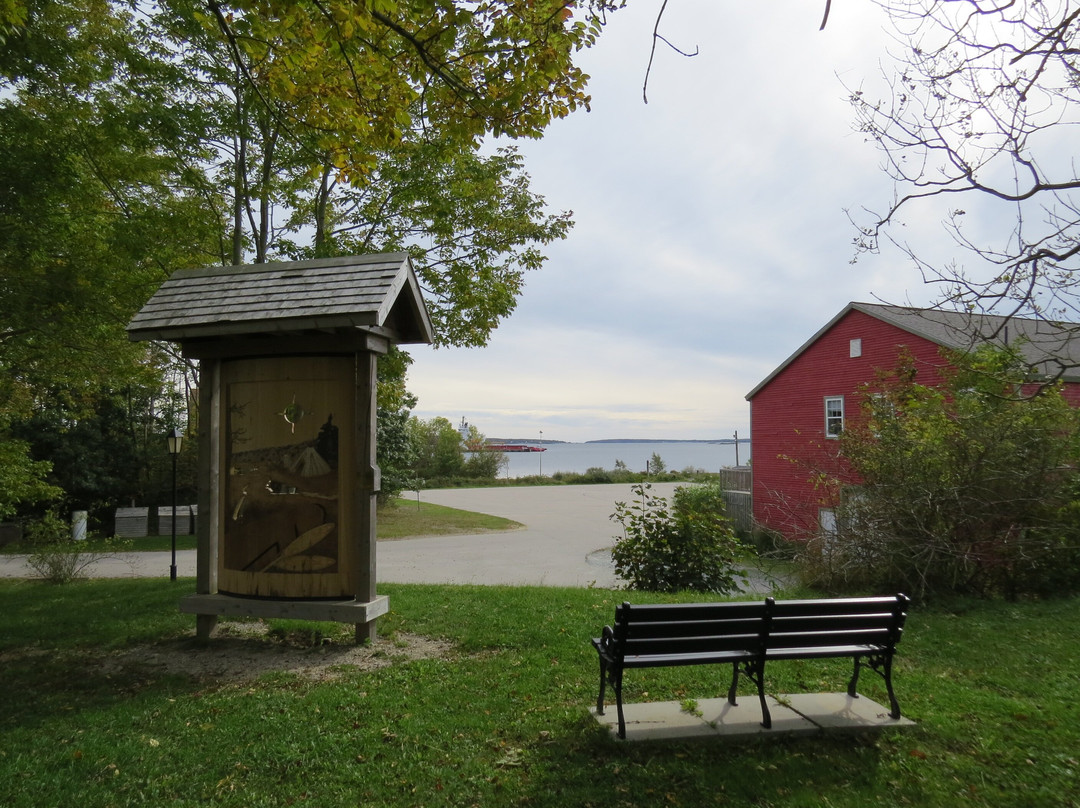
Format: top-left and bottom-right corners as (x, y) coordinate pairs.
(487, 438), (751, 445)
(585, 438), (749, 445)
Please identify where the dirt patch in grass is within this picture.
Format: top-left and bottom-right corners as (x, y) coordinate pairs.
(86, 625), (455, 684)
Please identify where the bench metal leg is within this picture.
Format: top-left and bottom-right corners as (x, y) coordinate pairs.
(883, 655), (901, 719)
(856, 651), (902, 719)
(613, 669), (626, 739)
(754, 662), (771, 729)
(596, 656), (608, 715)
(727, 661), (740, 705)
(594, 653), (629, 738)
(736, 658), (771, 728)
(847, 655), (861, 698)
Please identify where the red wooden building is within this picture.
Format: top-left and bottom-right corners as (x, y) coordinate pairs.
(745, 302), (1080, 540)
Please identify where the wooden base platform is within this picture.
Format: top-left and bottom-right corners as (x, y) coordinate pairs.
(180, 593), (389, 643)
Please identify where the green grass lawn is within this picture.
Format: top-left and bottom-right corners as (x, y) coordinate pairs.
(0, 499), (520, 555)
(0, 579), (1076, 808)
(377, 497), (522, 539)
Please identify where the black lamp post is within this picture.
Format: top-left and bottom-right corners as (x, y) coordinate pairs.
(166, 428), (183, 581)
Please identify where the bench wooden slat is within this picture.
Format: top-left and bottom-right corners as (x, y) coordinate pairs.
(623, 617), (767, 639)
(764, 643), (887, 660)
(769, 596), (903, 616)
(766, 627), (895, 647)
(616, 602), (768, 622)
(769, 612), (897, 631)
(622, 633), (763, 657)
(622, 650), (751, 667)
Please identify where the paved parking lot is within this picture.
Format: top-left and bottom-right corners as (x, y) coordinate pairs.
(0, 484), (682, 587)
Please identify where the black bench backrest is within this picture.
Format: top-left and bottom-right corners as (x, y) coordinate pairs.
(765, 594), (910, 651)
(610, 595), (909, 658)
(614, 601), (770, 658)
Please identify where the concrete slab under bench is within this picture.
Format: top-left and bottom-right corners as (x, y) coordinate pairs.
(592, 693), (916, 742)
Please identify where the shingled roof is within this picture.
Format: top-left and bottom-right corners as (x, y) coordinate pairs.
(126, 253), (433, 345)
(747, 301), (1080, 399)
(857, 303), (1080, 371)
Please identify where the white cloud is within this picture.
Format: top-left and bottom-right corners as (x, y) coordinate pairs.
(404, 1), (977, 442)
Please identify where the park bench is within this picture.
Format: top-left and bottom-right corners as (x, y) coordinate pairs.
(591, 594), (910, 739)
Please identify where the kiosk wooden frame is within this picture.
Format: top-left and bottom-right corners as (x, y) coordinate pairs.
(128, 253), (433, 642)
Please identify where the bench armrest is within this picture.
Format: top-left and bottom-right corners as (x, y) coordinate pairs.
(594, 625), (617, 660)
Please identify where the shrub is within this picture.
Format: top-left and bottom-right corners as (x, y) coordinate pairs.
(610, 482), (744, 593)
(581, 466), (613, 483)
(463, 448), (504, 479)
(24, 511), (119, 584)
(816, 345), (1080, 600)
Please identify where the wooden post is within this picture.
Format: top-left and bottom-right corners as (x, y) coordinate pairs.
(195, 359), (221, 642)
(353, 351), (380, 644)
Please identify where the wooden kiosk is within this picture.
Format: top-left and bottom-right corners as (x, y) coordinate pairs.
(127, 253), (433, 642)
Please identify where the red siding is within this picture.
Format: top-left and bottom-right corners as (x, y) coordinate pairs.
(749, 310), (949, 539)
(1059, 384), (1080, 408)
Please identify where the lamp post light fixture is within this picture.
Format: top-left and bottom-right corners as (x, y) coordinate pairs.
(166, 428), (183, 581)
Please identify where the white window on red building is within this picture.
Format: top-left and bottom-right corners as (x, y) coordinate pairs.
(824, 396), (844, 437)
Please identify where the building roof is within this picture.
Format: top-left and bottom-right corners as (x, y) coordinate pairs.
(126, 253), (433, 345)
(746, 301), (1080, 400)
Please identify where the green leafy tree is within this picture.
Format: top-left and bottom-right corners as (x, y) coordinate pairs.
(0, 2), (218, 519)
(376, 349), (419, 502)
(826, 346), (1080, 599)
(408, 416), (466, 481)
(145, 0), (604, 344)
(461, 424), (506, 480)
(202, 0), (617, 168)
(463, 450), (506, 480)
(283, 141), (574, 347)
(9, 380), (194, 525)
(0, 429), (60, 521)
(610, 482), (744, 593)
(377, 404), (418, 502)
(0, 0), (619, 516)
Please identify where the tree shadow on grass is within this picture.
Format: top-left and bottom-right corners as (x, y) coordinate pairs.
(0, 646), (204, 734)
(516, 712), (905, 808)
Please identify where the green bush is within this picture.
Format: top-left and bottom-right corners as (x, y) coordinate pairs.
(580, 466), (613, 483)
(610, 482), (744, 593)
(24, 512), (102, 584)
(463, 448), (504, 479)
(822, 345), (1080, 599)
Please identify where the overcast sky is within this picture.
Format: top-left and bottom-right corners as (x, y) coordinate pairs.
(406, 1), (946, 443)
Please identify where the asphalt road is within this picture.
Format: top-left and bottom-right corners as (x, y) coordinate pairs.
(0, 484), (682, 588)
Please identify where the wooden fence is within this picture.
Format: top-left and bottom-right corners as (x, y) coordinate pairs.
(719, 466), (752, 534)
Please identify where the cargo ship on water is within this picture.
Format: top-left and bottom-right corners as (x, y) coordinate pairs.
(459, 418), (547, 452)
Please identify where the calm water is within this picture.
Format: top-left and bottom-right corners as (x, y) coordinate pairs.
(491, 441), (751, 479)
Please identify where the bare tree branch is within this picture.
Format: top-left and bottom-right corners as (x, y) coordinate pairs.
(851, 0), (1080, 344)
(642, 0), (701, 104)
(644, 0), (832, 103)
